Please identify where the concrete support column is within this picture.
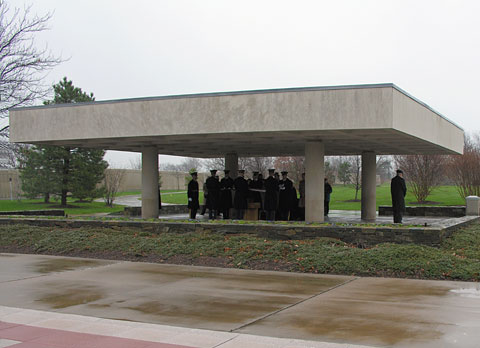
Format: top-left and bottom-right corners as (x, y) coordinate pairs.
(305, 141), (324, 223)
(141, 146), (159, 219)
(361, 151), (376, 221)
(225, 152), (238, 178)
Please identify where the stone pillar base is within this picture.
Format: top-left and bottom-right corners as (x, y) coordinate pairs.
(466, 196), (480, 216)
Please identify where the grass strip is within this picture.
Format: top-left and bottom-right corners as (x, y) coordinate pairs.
(1, 221), (479, 281)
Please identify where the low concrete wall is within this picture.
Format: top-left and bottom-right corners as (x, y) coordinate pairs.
(123, 205), (189, 216)
(1, 216), (477, 247)
(0, 210), (64, 216)
(379, 206), (465, 217)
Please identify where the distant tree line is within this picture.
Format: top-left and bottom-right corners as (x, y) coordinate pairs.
(157, 138), (480, 206)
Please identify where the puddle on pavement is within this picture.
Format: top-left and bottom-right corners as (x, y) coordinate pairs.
(137, 265), (346, 295)
(32, 258), (107, 274)
(450, 288), (480, 298)
(123, 294), (295, 324)
(282, 303), (443, 346)
(36, 285), (105, 309)
(240, 280), (451, 346)
(341, 279), (451, 302)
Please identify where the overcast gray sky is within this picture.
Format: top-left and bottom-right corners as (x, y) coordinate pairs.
(10, 0), (480, 167)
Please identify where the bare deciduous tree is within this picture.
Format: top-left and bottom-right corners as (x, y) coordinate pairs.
(202, 157), (224, 171)
(0, 2), (62, 117)
(102, 169), (126, 207)
(203, 156), (274, 177)
(376, 155), (393, 183)
(447, 134), (480, 199)
(240, 157), (275, 175)
(159, 157), (203, 172)
(394, 154), (447, 203)
(0, 125), (28, 168)
(349, 155), (361, 201)
(273, 156), (304, 185)
(128, 156), (142, 170)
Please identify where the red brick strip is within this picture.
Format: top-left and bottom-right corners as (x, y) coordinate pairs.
(0, 321), (195, 348)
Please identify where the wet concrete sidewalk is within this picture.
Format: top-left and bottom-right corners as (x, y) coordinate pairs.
(1, 253), (480, 347)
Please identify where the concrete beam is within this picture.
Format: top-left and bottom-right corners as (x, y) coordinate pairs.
(10, 85), (464, 157)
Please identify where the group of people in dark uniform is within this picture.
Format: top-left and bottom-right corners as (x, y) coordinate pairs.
(189, 167), (407, 223)
(188, 169), (333, 221)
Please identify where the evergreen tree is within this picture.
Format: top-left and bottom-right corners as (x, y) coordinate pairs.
(19, 146), (63, 202)
(338, 161), (352, 185)
(19, 77), (107, 205)
(70, 147), (107, 201)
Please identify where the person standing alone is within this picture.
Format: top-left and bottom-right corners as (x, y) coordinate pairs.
(324, 177), (333, 216)
(391, 169), (407, 223)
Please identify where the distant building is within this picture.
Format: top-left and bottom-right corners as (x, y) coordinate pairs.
(0, 118), (12, 168)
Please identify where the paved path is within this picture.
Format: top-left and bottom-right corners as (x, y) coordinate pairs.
(1, 253), (480, 347)
(102, 193), (189, 207)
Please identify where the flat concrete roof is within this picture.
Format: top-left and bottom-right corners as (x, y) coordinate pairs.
(9, 83), (464, 156)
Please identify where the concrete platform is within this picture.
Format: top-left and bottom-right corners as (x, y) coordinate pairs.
(158, 209), (454, 226)
(1, 253), (480, 347)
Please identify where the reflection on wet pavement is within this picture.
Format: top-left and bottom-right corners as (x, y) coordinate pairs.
(237, 277), (479, 347)
(36, 283), (105, 309)
(32, 258), (107, 274)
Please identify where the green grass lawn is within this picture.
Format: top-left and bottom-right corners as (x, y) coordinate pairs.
(118, 189), (184, 197)
(161, 191), (205, 205)
(159, 185), (465, 209)
(0, 199), (124, 216)
(0, 185), (463, 215)
(2, 221), (480, 281)
(119, 190), (204, 205)
(328, 183), (464, 210)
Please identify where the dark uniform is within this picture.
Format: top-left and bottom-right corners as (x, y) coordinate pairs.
(278, 172), (294, 220)
(324, 179), (333, 216)
(206, 170), (220, 219)
(249, 174), (263, 206)
(391, 170), (407, 223)
(220, 171), (234, 219)
(187, 173), (199, 219)
(264, 170), (279, 221)
(290, 186), (299, 220)
(233, 171), (249, 219)
(298, 174), (305, 220)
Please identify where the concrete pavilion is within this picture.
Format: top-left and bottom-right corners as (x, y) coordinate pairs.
(9, 83), (464, 222)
